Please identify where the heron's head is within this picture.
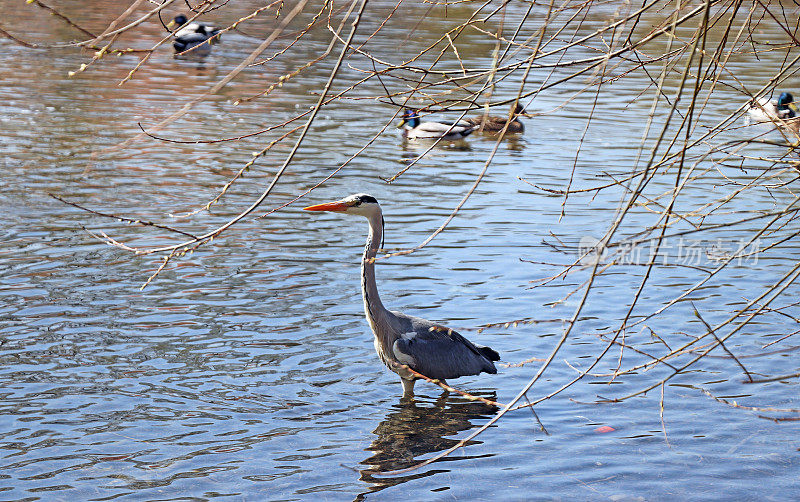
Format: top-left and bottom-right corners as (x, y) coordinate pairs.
(304, 193), (381, 217)
(397, 109), (420, 128)
(169, 15), (188, 29)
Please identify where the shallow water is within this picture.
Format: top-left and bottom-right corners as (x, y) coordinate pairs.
(1, 1), (800, 500)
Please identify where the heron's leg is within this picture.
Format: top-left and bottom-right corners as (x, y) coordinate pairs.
(401, 378), (415, 398)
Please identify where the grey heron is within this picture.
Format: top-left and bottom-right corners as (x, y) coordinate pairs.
(398, 109), (478, 141)
(304, 194), (500, 397)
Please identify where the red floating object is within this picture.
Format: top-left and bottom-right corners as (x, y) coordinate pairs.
(594, 426), (615, 433)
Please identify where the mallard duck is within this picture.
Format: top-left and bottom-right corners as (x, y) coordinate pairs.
(466, 103), (527, 133)
(169, 14), (221, 53)
(747, 92), (798, 123)
(398, 109), (477, 140)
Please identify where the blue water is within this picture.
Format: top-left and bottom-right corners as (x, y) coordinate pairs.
(1, 1), (799, 500)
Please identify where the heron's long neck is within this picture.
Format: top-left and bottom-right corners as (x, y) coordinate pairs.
(362, 212), (388, 326)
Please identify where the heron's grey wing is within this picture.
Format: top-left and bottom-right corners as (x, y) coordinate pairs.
(390, 313), (498, 380)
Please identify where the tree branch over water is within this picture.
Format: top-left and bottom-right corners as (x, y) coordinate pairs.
(16, 0), (800, 471)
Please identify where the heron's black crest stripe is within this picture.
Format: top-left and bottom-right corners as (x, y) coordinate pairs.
(358, 195), (378, 204)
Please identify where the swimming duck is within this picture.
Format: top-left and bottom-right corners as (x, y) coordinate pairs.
(169, 14), (221, 53)
(398, 109), (477, 140)
(747, 92), (798, 123)
(466, 103), (527, 133)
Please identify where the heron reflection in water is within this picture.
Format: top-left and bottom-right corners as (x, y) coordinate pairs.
(355, 393), (498, 500)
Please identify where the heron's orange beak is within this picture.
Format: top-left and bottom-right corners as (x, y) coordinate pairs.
(303, 201), (350, 212)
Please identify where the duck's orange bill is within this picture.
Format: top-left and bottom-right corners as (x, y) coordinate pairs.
(303, 201), (350, 212)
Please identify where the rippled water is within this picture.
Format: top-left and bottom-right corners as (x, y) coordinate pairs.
(2, 1), (800, 500)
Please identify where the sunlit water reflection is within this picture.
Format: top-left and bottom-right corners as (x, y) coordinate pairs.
(1, 0), (799, 500)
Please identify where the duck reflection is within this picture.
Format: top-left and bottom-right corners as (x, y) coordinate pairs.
(399, 139), (474, 153)
(355, 391), (498, 499)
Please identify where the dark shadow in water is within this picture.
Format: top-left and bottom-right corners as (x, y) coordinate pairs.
(355, 391), (498, 501)
(400, 139), (474, 152)
(498, 135), (526, 151)
(172, 57), (212, 72)
(471, 132), (527, 151)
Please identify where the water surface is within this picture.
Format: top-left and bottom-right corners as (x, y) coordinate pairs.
(1, 1), (800, 500)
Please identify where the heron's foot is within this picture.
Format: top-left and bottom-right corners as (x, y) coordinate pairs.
(401, 378), (415, 398)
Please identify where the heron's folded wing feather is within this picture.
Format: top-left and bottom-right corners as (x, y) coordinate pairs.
(393, 335), (496, 380)
(389, 314), (497, 379)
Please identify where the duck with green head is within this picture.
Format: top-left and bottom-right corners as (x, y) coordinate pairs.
(747, 92), (799, 123)
(398, 109), (477, 141)
(168, 14), (221, 54)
